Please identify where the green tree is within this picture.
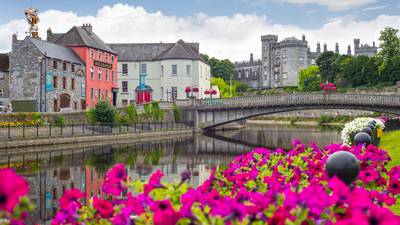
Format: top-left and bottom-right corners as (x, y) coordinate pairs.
(297, 65), (322, 92)
(316, 51), (341, 82)
(93, 101), (116, 124)
(379, 56), (400, 85)
(211, 77), (232, 98)
(201, 54), (234, 82)
(342, 56), (370, 87)
(378, 27), (400, 59)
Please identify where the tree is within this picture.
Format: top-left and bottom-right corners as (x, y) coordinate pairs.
(378, 56), (400, 85)
(93, 101), (116, 124)
(378, 27), (400, 59)
(342, 56), (370, 87)
(316, 51), (341, 82)
(298, 65), (322, 92)
(200, 53), (235, 82)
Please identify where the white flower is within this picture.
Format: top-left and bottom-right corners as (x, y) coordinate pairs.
(341, 117), (385, 146)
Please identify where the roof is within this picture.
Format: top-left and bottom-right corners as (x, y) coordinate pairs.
(27, 37), (84, 64)
(0, 54), (9, 71)
(54, 26), (116, 54)
(47, 33), (63, 43)
(282, 37), (299, 42)
(109, 39), (204, 62)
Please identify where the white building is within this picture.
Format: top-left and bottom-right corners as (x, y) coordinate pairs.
(109, 40), (211, 106)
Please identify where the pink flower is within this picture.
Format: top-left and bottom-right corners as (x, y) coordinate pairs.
(150, 200), (180, 225)
(0, 169), (29, 213)
(388, 179), (400, 195)
(93, 197), (114, 218)
(144, 170), (164, 195)
(102, 164), (127, 196)
(359, 168), (379, 184)
(59, 189), (84, 209)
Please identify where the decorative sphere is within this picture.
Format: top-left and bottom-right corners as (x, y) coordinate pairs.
(361, 127), (373, 136)
(367, 124), (375, 131)
(354, 132), (372, 146)
(368, 120), (376, 125)
(326, 151), (360, 185)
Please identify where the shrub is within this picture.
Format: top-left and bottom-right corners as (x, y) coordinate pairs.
(85, 108), (97, 124)
(151, 102), (163, 122)
(93, 101), (116, 124)
(318, 115), (334, 124)
(114, 111), (126, 125)
(53, 116), (65, 127)
(143, 104), (152, 120)
(31, 112), (45, 126)
(173, 102), (181, 122)
(15, 112), (28, 122)
(125, 104), (137, 124)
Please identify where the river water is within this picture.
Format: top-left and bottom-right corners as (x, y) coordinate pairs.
(1, 123), (341, 224)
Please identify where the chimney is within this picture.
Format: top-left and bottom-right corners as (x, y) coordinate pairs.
(347, 45), (352, 56)
(12, 33), (18, 51)
(323, 43), (327, 52)
(316, 42), (321, 54)
(335, 43), (339, 54)
(82, 23), (92, 33)
(250, 53), (254, 63)
(47, 27), (53, 41)
(302, 34), (306, 42)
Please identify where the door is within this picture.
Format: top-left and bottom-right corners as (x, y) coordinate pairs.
(53, 99), (58, 112)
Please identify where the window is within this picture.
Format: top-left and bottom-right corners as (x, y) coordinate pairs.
(246, 71), (249, 78)
(161, 65), (164, 77)
(105, 70), (109, 81)
(111, 55), (114, 63)
(98, 89), (101, 100)
(90, 51), (94, 59)
(71, 64), (75, 73)
(140, 64), (147, 74)
(98, 52), (101, 61)
(186, 65), (191, 76)
(105, 89), (109, 100)
(172, 65), (177, 76)
(62, 77), (67, 89)
(53, 60), (58, 70)
(122, 99), (128, 106)
(122, 64), (128, 74)
(98, 68), (102, 80)
(71, 78), (75, 90)
(161, 87), (164, 99)
(112, 71), (115, 81)
(283, 72), (288, 79)
(63, 62), (67, 71)
(53, 76), (58, 88)
(90, 88), (94, 100)
(129, 100), (135, 105)
(171, 87), (177, 100)
(90, 67), (94, 80)
(0, 72), (4, 79)
(122, 81), (128, 93)
(74, 102), (78, 110)
(274, 74), (278, 80)
(299, 56), (304, 64)
(0, 89), (3, 97)
(238, 71), (241, 79)
(105, 54), (108, 62)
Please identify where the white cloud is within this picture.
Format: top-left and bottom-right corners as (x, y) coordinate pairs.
(0, 3), (399, 62)
(277, 0), (375, 10)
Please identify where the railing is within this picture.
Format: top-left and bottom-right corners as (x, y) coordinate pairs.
(192, 93), (400, 109)
(0, 121), (193, 141)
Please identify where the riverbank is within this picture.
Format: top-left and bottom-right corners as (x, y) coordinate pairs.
(0, 129), (193, 153)
(248, 119), (345, 126)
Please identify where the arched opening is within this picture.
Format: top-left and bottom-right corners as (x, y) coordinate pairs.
(135, 85), (153, 104)
(60, 93), (71, 108)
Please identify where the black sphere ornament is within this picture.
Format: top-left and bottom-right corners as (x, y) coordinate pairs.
(354, 132), (372, 146)
(361, 127), (373, 136)
(368, 120), (376, 125)
(326, 151), (360, 185)
(367, 124), (375, 131)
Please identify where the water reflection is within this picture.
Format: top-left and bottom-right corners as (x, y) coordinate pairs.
(0, 124), (341, 224)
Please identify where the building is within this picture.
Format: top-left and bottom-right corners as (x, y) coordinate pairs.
(0, 54), (10, 109)
(47, 24), (118, 108)
(354, 39), (378, 57)
(10, 36), (86, 112)
(234, 54), (262, 89)
(108, 40), (210, 106)
(235, 34), (378, 89)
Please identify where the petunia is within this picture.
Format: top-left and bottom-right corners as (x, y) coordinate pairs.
(0, 169), (29, 213)
(93, 197), (114, 218)
(150, 200), (180, 225)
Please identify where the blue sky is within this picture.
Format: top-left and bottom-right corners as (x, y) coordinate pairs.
(0, 0), (399, 60)
(1, 0), (398, 28)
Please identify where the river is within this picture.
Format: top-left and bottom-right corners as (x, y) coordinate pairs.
(1, 123), (341, 224)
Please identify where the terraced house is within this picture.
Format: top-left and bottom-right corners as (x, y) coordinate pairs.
(109, 40), (210, 106)
(10, 36), (86, 112)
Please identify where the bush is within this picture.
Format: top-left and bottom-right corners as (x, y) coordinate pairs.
(173, 102), (181, 122)
(31, 112), (45, 126)
(318, 115), (334, 124)
(93, 101), (116, 124)
(54, 116), (65, 127)
(151, 102), (163, 122)
(125, 104), (137, 124)
(16, 112), (28, 122)
(85, 108), (97, 125)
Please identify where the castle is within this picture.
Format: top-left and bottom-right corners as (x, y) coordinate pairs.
(234, 35), (378, 89)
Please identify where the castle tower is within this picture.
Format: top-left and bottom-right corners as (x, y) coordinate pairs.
(261, 35), (278, 88)
(302, 34), (306, 42)
(354, 39), (360, 55)
(347, 45), (352, 56)
(250, 53), (254, 63)
(335, 43), (339, 54)
(323, 43), (328, 52)
(316, 42), (321, 54)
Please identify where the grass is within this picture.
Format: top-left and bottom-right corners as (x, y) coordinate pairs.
(380, 130), (400, 214)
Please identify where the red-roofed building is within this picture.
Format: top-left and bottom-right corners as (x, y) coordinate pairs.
(47, 24), (118, 108)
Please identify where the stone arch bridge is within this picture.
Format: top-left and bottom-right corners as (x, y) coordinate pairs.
(176, 93), (400, 130)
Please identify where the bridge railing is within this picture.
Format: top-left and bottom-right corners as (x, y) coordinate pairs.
(192, 93), (400, 109)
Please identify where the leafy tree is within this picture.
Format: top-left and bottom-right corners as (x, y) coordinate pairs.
(378, 27), (400, 59)
(201, 54), (234, 82)
(298, 65), (322, 92)
(93, 101), (116, 124)
(316, 51), (340, 82)
(342, 56), (370, 87)
(378, 56), (400, 85)
(211, 77), (232, 98)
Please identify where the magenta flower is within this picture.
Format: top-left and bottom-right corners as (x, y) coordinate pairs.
(0, 169), (29, 213)
(144, 170), (164, 195)
(102, 163), (127, 196)
(150, 200), (180, 225)
(93, 197), (114, 218)
(59, 189), (84, 209)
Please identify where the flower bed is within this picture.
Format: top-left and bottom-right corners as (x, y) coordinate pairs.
(341, 117), (385, 145)
(1, 141), (400, 224)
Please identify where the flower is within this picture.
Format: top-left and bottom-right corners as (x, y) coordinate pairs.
(144, 170), (164, 195)
(150, 200), (180, 225)
(0, 169), (29, 213)
(59, 189), (84, 209)
(102, 163), (127, 195)
(93, 197), (114, 218)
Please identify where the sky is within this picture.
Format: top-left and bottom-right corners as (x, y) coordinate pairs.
(0, 0), (399, 61)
